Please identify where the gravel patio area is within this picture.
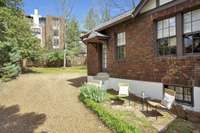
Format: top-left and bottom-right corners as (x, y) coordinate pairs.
(0, 73), (111, 133)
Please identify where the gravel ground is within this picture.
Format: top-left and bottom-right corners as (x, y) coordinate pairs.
(0, 73), (111, 133)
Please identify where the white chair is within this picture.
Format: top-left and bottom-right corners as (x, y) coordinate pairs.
(118, 83), (130, 105)
(147, 89), (176, 119)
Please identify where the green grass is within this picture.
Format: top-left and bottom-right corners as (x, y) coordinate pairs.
(88, 92), (199, 133)
(165, 118), (200, 133)
(30, 66), (87, 74)
(80, 97), (140, 133)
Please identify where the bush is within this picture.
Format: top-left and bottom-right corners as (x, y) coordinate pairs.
(0, 63), (21, 81)
(0, 42), (21, 81)
(80, 84), (107, 103)
(80, 98), (140, 133)
(45, 51), (64, 67)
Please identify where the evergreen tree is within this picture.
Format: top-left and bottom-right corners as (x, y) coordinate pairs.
(0, 0), (41, 81)
(0, 41), (21, 81)
(101, 6), (111, 23)
(84, 8), (100, 31)
(66, 17), (81, 57)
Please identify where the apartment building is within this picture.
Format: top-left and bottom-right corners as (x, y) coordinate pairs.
(27, 9), (65, 50)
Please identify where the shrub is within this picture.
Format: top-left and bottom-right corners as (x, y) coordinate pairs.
(45, 51), (64, 67)
(80, 84), (107, 103)
(80, 98), (140, 133)
(0, 63), (21, 81)
(0, 42), (21, 81)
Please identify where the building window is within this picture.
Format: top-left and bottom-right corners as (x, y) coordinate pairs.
(53, 18), (60, 29)
(32, 28), (41, 35)
(157, 17), (177, 56)
(159, 0), (174, 6)
(184, 9), (200, 54)
(53, 30), (59, 36)
(53, 38), (59, 49)
(116, 32), (126, 59)
(164, 85), (193, 106)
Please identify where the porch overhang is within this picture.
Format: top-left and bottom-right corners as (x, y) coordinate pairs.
(82, 31), (109, 44)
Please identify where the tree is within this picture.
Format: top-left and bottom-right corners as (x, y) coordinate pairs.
(84, 8), (100, 31)
(101, 6), (111, 23)
(58, 0), (74, 67)
(66, 18), (81, 58)
(0, 0), (41, 80)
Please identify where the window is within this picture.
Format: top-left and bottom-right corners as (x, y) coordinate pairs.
(116, 32), (126, 59)
(159, 0), (174, 6)
(157, 17), (177, 56)
(184, 9), (200, 54)
(164, 85), (193, 106)
(53, 38), (59, 49)
(53, 18), (60, 29)
(32, 28), (41, 35)
(53, 30), (59, 36)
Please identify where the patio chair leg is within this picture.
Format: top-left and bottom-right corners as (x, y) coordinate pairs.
(147, 103), (148, 112)
(156, 106), (158, 120)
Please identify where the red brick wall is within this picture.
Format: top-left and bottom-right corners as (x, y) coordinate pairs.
(87, 0), (200, 87)
(87, 44), (102, 76)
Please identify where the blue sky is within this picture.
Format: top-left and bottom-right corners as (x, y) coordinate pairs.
(23, 0), (140, 30)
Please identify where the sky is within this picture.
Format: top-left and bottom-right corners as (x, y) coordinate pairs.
(23, 0), (140, 30)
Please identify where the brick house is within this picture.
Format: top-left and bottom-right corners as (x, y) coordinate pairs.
(81, 0), (200, 112)
(27, 9), (65, 51)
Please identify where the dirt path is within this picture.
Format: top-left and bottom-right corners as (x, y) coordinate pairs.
(0, 73), (111, 133)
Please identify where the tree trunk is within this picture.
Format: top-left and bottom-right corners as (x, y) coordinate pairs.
(22, 58), (27, 70)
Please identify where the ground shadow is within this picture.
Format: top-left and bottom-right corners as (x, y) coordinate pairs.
(141, 110), (163, 118)
(0, 105), (46, 133)
(67, 76), (87, 87)
(22, 68), (41, 74)
(110, 97), (125, 105)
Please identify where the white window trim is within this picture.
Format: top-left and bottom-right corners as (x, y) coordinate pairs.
(117, 32), (126, 46)
(157, 17), (176, 39)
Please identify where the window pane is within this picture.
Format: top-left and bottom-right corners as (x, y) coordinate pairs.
(157, 30), (163, 39)
(163, 19), (169, 28)
(121, 32), (126, 45)
(175, 87), (183, 101)
(159, 0), (173, 6)
(184, 88), (192, 102)
(157, 21), (163, 30)
(184, 23), (192, 34)
(158, 39), (170, 55)
(158, 37), (176, 55)
(192, 9), (200, 21)
(169, 17), (176, 27)
(170, 26), (176, 36)
(184, 12), (191, 23)
(163, 28), (169, 37)
(117, 32), (125, 46)
(169, 37), (176, 46)
(184, 35), (193, 53)
(169, 37), (177, 54)
(53, 30), (59, 36)
(193, 33), (200, 53)
(117, 46), (125, 59)
(192, 21), (200, 32)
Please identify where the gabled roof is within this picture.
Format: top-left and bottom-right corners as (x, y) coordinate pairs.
(81, 0), (185, 39)
(132, 0), (148, 17)
(83, 31), (109, 43)
(93, 10), (134, 32)
(81, 0), (146, 38)
(91, 0), (149, 32)
(83, 31), (108, 41)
